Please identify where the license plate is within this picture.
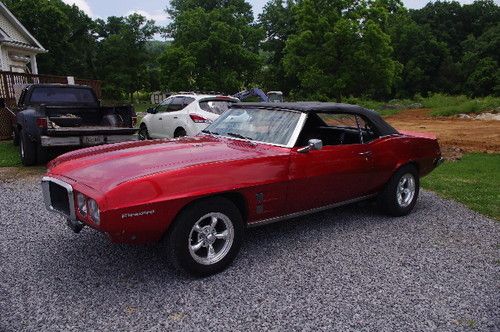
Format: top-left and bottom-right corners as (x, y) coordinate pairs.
(82, 135), (104, 145)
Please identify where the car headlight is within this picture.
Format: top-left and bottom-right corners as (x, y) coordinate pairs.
(76, 193), (87, 217)
(88, 199), (100, 225)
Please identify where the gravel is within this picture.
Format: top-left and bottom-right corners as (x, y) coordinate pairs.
(0, 173), (498, 331)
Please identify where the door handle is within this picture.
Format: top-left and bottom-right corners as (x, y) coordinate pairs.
(158, 117), (162, 120)
(173, 116), (178, 119)
(359, 151), (372, 157)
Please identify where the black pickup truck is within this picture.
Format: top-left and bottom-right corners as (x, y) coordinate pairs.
(7, 84), (138, 166)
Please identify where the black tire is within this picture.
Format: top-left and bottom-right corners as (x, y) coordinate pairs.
(378, 164), (420, 216)
(19, 129), (37, 166)
(138, 124), (150, 140)
(13, 127), (19, 146)
(166, 197), (244, 277)
(174, 127), (187, 138)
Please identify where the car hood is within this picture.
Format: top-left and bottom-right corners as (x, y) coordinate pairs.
(48, 135), (286, 192)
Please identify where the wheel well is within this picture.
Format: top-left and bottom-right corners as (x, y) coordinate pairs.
(160, 192), (249, 243)
(174, 127), (185, 133)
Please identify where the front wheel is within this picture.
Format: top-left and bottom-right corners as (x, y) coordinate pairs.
(166, 197), (244, 277)
(378, 164), (420, 216)
(138, 125), (150, 140)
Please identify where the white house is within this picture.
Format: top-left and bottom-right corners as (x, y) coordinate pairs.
(0, 2), (46, 74)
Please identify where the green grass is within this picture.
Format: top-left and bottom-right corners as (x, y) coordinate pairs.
(0, 141), (21, 167)
(422, 153), (500, 220)
(422, 94), (500, 116)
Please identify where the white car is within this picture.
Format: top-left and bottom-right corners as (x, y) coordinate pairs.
(138, 94), (239, 139)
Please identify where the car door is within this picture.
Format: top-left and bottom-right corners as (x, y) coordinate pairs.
(162, 96), (190, 137)
(149, 98), (171, 138)
(286, 113), (376, 213)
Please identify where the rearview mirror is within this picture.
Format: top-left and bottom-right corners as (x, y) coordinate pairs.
(298, 139), (323, 153)
(147, 107), (157, 114)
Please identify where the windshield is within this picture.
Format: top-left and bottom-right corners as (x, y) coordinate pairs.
(203, 108), (302, 146)
(30, 87), (97, 104)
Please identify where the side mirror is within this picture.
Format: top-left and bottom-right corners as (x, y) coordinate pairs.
(298, 139), (323, 153)
(147, 107), (157, 114)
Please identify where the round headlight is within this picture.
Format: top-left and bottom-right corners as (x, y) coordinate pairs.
(76, 193), (87, 216)
(88, 199), (100, 224)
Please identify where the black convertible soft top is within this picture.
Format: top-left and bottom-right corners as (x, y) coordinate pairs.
(232, 102), (399, 136)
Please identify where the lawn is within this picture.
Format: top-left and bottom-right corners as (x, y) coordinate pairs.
(422, 153), (500, 220)
(422, 94), (500, 117)
(0, 141), (20, 167)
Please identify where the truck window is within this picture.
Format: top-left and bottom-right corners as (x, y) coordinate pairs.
(29, 87), (96, 104)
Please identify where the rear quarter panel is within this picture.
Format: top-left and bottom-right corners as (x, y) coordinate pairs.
(369, 134), (441, 191)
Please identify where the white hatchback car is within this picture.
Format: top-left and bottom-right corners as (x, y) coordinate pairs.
(138, 94), (239, 139)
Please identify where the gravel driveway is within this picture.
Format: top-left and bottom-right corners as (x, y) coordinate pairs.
(0, 172), (498, 331)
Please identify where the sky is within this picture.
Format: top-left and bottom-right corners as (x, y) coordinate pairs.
(62, 0), (486, 26)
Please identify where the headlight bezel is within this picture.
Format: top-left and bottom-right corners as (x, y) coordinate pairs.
(87, 198), (100, 225)
(75, 192), (100, 225)
(76, 192), (87, 217)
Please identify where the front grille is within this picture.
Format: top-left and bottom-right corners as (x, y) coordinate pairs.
(49, 182), (70, 216)
(42, 177), (74, 219)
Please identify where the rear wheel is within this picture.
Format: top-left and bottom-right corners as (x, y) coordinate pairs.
(174, 127), (187, 138)
(138, 124), (150, 140)
(13, 127), (19, 146)
(166, 197), (244, 277)
(378, 164), (419, 216)
(19, 129), (37, 166)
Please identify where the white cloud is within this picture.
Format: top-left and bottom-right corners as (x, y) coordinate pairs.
(62, 0), (94, 17)
(126, 9), (168, 23)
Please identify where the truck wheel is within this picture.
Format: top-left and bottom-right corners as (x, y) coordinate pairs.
(166, 197), (244, 277)
(174, 128), (187, 138)
(13, 127), (20, 146)
(19, 129), (37, 166)
(138, 124), (150, 140)
(378, 164), (420, 216)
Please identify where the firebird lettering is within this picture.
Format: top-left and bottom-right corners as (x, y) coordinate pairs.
(121, 210), (156, 219)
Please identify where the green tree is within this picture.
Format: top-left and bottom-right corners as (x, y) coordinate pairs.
(160, 0), (263, 93)
(3, 0), (96, 77)
(387, 10), (452, 96)
(283, 0), (401, 101)
(95, 14), (159, 100)
(258, 0), (298, 94)
(461, 23), (500, 96)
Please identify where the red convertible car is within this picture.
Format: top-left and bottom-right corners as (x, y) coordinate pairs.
(42, 103), (442, 276)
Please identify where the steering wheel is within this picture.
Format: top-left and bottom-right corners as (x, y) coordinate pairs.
(339, 132), (345, 145)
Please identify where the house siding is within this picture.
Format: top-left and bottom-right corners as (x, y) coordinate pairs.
(0, 11), (30, 45)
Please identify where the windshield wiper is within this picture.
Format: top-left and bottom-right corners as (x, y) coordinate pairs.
(226, 132), (254, 140)
(202, 129), (219, 135)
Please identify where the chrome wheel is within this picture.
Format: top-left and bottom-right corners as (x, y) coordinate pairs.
(397, 173), (416, 208)
(188, 212), (234, 265)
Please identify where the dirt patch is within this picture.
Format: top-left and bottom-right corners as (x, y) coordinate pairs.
(386, 109), (500, 159)
(0, 166), (45, 181)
